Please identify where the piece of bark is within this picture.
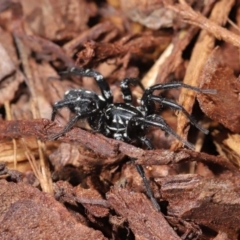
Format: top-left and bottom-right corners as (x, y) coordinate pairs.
(198, 48), (240, 133)
(74, 185), (110, 218)
(166, 0), (240, 48)
(142, 0), (217, 87)
(157, 174), (240, 239)
(20, 0), (96, 41)
(216, 40), (240, 75)
(120, 0), (176, 29)
(0, 162), (23, 182)
(54, 181), (109, 218)
(63, 22), (117, 57)
(14, 32), (74, 67)
(0, 38), (24, 104)
(0, 119), (237, 173)
(0, 180), (106, 240)
(212, 130), (240, 168)
(76, 33), (171, 67)
(0, 119), (237, 172)
(213, 232), (229, 240)
(107, 187), (181, 240)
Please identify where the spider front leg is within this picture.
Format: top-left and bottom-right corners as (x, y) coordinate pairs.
(49, 114), (81, 140)
(49, 110), (99, 140)
(60, 67), (113, 103)
(51, 99), (75, 121)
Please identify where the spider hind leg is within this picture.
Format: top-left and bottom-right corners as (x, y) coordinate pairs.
(129, 114), (195, 150)
(131, 158), (161, 211)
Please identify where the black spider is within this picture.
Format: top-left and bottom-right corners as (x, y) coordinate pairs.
(49, 67), (216, 211)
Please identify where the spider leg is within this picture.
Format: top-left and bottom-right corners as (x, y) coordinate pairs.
(120, 78), (141, 104)
(49, 110), (98, 140)
(141, 82), (216, 108)
(130, 114), (195, 150)
(150, 95), (209, 134)
(49, 114), (80, 140)
(130, 158), (161, 211)
(138, 136), (154, 150)
(146, 82), (217, 95)
(60, 67), (113, 103)
(51, 99), (75, 121)
(89, 113), (111, 136)
(126, 122), (160, 211)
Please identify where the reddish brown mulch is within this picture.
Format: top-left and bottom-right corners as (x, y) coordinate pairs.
(0, 0), (240, 239)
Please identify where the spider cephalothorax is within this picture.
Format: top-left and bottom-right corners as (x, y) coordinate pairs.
(49, 67), (216, 211)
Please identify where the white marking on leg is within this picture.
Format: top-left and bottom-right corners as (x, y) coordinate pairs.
(96, 75), (103, 80)
(98, 95), (105, 101)
(114, 133), (122, 140)
(65, 90), (70, 95)
(104, 90), (111, 99)
(120, 82), (126, 88)
(124, 95), (132, 100)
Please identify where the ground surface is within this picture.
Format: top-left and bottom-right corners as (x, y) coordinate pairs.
(0, 0), (240, 239)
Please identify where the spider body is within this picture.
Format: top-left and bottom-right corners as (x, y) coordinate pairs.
(49, 67), (216, 211)
(103, 103), (144, 141)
